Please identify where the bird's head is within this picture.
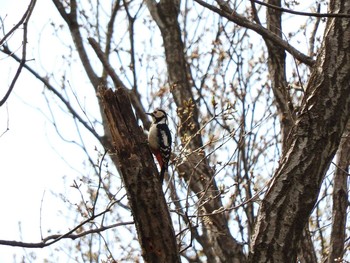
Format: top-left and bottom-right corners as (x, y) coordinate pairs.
(146, 108), (168, 123)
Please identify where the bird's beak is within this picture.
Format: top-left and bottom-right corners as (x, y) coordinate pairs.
(146, 112), (152, 116)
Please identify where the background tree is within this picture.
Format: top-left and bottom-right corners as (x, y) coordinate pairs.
(0, 0), (349, 262)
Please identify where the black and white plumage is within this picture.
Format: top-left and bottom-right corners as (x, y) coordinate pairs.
(146, 109), (172, 183)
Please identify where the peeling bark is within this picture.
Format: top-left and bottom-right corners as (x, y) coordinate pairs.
(249, 0), (350, 261)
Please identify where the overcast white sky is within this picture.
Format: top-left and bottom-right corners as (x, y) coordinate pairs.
(0, 1), (100, 261)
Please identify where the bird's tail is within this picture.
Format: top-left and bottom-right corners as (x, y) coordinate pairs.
(160, 165), (168, 183)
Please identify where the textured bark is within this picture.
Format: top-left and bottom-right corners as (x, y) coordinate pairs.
(249, 0), (350, 262)
(265, 0), (294, 148)
(265, 2), (317, 260)
(328, 121), (350, 263)
(145, 0), (246, 262)
(100, 88), (180, 263)
(297, 227), (318, 263)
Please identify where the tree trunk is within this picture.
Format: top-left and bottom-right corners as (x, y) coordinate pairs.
(297, 226), (318, 263)
(265, 0), (294, 148)
(249, 0), (350, 261)
(328, 121), (350, 263)
(100, 87), (180, 263)
(145, 0), (246, 261)
(265, 2), (318, 260)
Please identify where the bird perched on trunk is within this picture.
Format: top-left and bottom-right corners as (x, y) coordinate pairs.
(146, 109), (172, 183)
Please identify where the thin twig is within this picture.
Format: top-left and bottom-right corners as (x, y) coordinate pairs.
(194, 0), (315, 66)
(0, 102), (10, 137)
(39, 190), (46, 240)
(92, 149), (109, 214)
(252, 0), (350, 18)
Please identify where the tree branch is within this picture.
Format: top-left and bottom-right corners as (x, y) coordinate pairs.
(0, 0), (37, 106)
(252, 0), (350, 18)
(193, 0), (315, 66)
(88, 37), (149, 128)
(308, 3), (321, 57)
(264, 0), (294, 150)
(0, 0), (35, 47)
(0, 205), (132, 248)
(52, 0), (100, 89)
(0, 46), (102, 142)
(0, 221), (133, 248)
(103, 0), (121, 80)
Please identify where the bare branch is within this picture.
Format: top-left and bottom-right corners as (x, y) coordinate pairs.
(252, 0), (350, 18)
(88, 38), (126, 89)
(88, 37), (149, 127)
(1, 46), (102, 142)
(193, 0), (315, 66)
(264, 0), (294, 150)
(308, 3), (321, 57)
(0, 204), (133, 248)
(0, 221), (133, 248)
(0, 102), (10, 137)
(52, 0), (100, 89)
(103, 0), (121, 80)
(0, 0), (37, 106)
(0, 0), (33, 47)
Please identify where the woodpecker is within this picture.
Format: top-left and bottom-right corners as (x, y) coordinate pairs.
(146, 109), (172, 183)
